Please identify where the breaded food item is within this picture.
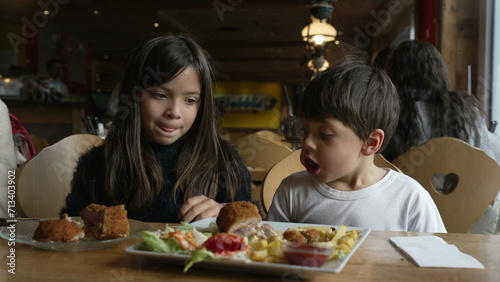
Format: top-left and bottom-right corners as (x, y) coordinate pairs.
(216, 201), (261, 234)
(301, 229), (320, 242)
(32, 213), (84, 242)
(283, 228), (320, 243)
(283, 229), (307, 243)
(80, 203), (130, 240)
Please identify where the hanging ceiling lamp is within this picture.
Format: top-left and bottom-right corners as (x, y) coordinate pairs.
(308, 50), (330, 73)
(301, 0), (337, 47)
(301, 17), (337, 46)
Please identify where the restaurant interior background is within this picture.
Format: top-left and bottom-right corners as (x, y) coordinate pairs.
(0, 0), (497, 146)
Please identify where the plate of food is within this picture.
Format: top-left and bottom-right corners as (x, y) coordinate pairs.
(125, 201), (370, 278)
(0, 204), (150, 251)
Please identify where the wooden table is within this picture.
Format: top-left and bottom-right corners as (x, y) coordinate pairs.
(1, 223), (499, 281)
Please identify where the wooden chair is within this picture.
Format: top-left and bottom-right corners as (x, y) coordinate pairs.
(15, 134), (103, 218)
(260, 149), (400, 214)
(392, 137), (500, 233)
(233, 133), (293, 182)
(254, 130), (291, 146)
(374, 152), (402, 172)
(29, 134), (49, 154)
(261, 149), (303, 214)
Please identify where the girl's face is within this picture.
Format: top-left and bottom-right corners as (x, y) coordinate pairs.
(140, 66), (201, 145)
(300, 117), (365, 189)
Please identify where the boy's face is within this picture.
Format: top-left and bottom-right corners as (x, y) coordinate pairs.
(300, 117), (365, 189)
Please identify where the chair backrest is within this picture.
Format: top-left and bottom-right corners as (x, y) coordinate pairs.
(392, 137), (500, 233)
(261, 149), (303, 213)
(253, 130), (289, 145)
(15, 134), (103, 218)
(374, 153), (402, 172)
(233, 133), (293, 182)
(260, 149), (400, 213)
(30, 134), (49, 153)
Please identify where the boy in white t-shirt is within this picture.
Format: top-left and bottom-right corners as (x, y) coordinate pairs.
(266, 60), (446, 232)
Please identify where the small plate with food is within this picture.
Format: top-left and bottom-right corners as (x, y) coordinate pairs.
(0, 204), (150, 251)
(125, 201), (370, 277)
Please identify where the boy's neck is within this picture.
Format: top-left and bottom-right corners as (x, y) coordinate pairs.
(325, 162), (388, 191)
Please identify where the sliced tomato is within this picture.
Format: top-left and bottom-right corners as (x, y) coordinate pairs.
(202, 233), (248, 255)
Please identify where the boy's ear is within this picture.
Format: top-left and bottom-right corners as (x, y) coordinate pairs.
(361, 129), (384, 156)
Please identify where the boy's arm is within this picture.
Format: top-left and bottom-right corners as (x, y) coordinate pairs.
(407, 191), (447, 233)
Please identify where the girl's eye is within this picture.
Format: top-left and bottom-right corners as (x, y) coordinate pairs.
(186, 98), (198, 105)
(153, 92), (167, 99)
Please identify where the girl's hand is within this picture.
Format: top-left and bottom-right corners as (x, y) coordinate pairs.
(178, 195), (224, 223)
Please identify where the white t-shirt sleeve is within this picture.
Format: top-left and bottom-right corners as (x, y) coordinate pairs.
(406, 186), (448, 233)
(265, 179), (293, 222)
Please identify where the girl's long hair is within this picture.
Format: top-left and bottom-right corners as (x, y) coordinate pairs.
(96, 33), (242, 213)
(386, 40), (483, 153)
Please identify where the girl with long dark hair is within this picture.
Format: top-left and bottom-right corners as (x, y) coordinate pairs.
(62, 34), (252, 222)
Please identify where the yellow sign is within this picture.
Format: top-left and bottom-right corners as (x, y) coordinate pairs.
(214, 82), (282, 129)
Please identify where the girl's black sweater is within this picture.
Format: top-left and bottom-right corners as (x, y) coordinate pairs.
(61, 139), (253, 222)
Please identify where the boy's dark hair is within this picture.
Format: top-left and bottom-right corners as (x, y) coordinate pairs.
(373, 47), (393, 70)
(297, 59), (400, 151)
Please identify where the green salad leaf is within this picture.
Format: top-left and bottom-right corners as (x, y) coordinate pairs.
(175, 222), (194, 232)
(184, 248), (216, 272)
(136, 223), (241, 272)
(138, 230), (188, 254)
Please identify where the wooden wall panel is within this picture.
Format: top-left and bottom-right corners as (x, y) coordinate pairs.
(438, 0), (458, 89)
(438, 0), (479, 98)
(456, 1), (480, 99)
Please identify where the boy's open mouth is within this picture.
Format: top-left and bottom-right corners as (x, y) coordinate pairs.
(304, 157), (320, 174)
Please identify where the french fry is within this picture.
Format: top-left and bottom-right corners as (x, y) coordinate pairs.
(329, 225), (348, 245)
(250, 249), (268, 261)
(247, 224), (361, 264)
(251, 239), (268, 250)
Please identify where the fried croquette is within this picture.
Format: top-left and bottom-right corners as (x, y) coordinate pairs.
(283, 229), (307, 243)
(32, 213), (84, 242)
(216, 201), (261, 234)
(283, 228), (321, 243)
(301, 229), (320, 242)
(80, 203), (130, 240)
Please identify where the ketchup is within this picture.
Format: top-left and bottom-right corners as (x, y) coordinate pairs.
(283, 243), (331, 267)
(202, 233), (248, 254)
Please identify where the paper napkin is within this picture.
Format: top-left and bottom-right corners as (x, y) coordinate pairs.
(389, 236), (485, 269)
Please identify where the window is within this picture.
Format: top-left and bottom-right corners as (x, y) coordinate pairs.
(479, 0), (499, 135)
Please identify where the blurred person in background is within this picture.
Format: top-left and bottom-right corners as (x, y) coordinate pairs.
(382, 39), (500, 234)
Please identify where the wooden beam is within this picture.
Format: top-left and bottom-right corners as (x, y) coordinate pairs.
(438, 0), (458, 89)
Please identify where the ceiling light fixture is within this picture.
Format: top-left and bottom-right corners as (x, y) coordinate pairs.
(301, 0), (337, 47)
(301, 0), (338, 75)
(310, 0), (335, 19)
(308, 50), (330, 73)
(301, 17), (337, 46)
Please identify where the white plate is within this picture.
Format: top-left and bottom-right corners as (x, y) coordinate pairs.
(0, 217), (150, 251)
(125, 217), (370, 278)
